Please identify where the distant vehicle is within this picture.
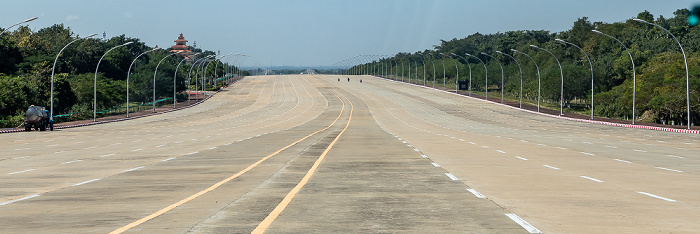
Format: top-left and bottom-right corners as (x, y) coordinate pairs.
(24, 105), (51, 131)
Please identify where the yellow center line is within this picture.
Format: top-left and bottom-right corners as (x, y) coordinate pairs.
(110, 90), (347, 234)
(252, 90), (354, 233)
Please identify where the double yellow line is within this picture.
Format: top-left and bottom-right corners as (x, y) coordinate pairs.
(111, 90), (353, 233)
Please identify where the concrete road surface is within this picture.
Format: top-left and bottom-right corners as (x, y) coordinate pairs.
(1, 74), (698, 233)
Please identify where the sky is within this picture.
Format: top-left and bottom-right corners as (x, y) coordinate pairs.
(2, 0), (698, 67)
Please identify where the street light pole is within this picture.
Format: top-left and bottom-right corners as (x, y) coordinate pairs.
(496, 51), (523, 108)
(50, 33), (98, 126)
(593, 30), (636, 124)
(443, 53), (459, 92)
(531, 45), (564, 116)
(126, 47), (160, 117)
(556, 39), (594, 119)
(186, 56), (211, 105)
(633, 18), (691, 129)
(0, 17), (38, 36)
(466, 53), (488, 100)
(94, 41), (133, 121)
(439, 53), (447, 90)
(481, 52), (505, 103)
(153, 51), (183, 112)
(452, 53), (472, 96)
(512, 49), (542, 112)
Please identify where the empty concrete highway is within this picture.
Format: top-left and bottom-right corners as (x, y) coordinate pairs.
(1, 75), (698, 233)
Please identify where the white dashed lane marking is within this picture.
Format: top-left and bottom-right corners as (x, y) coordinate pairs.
(613, 159), (632, 164)
(656, 167), (683, 173)
(505, 214), (542, 233)
(637, 191), (677, 202)
(543, 165), (561, 170)
(666, 155), (685, 159)
(100, 153), (116, 157)
(514, 156), (528, 161)
(131, 149), (143, 152)
(72, 178), (101, 187)
(445, 173), (459, 181)
(496, 150), (506, 154)
(580, 176), (604, 182)
(125, 166), (145, 172)
(8, 169), (35, 175)
(431, 162), (440, 167)
(60, 160), (83, 165)
(580, 152), (595, 156)
(466, 189), (487, 198)
(0, 194), (40, 206)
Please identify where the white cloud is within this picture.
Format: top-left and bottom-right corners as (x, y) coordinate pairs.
(65, 15), (80, 21)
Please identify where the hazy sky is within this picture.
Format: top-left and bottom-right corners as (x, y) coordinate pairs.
(2, 0), (697, 67)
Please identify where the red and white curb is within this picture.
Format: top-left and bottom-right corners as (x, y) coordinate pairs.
(375, 76), (699, 134)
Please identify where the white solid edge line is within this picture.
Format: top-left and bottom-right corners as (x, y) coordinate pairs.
(445, 173), (459, 181)
(466, 188), (486, 198)
(505, 213), (542, 233)
(580, 176), (604, 182)
(637, 191), (677, 202)
(0, 194), (40, 206)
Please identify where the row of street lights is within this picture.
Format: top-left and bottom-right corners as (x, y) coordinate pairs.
(342, 19), (691, 129)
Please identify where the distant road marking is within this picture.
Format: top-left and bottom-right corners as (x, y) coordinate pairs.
(155, 144), (166, 148)
(496, 150), (506, 154)
(505, 214), (542, 233)
(466, 189), (486, 198)
(481, 146), (489, 148)
(401, 141), (407, 143)
(61, 160), (83, 165)
(112, 90), (349, 234)
(555, 147), (567, 150)
(633, 149), (648, 153)
(54, 151), (65, 154)
(72, 178), (101, 187)
(613, 159), (633, 164)
(468, 142), (476, 145)
(413, 148), (419, 152)
(47, 144), (59, 147)
(520, 140), (528, 143)
(604, 145), (618, 148)
(14, 148), (31, 151)
(656, 167), (683, 173)
(637, 191), (676, 202)
(420, 154), (428, 158)
(0, 194), (40, 206)
(431, 162), (440, 167)
(83, 146), (96, 150)
(543, 165), (561, 170)
(100, 153), (117, 157)
(515, 156), (528, 161)
(666, 155), (685, 159)
(445, 173), (459, 180)
(8, 169), (35, 175)
(459, 139), (465, 141)
(111, 143), (122, 146)
(12, 156), (31, 160)
(580, 176), (603, 182)
(162, 157), (176, 162)
(537, 144), (547, 146)
(580, 152), (595, 156)
(208, 147), (217, 150)
(125, 166), (145, 172)
(132, 140), (141, 143)
(582, 141), (593, 144)
(186, 152), (198, 155)
(131, 149), (143, 152)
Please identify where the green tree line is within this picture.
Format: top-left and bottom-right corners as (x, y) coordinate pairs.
(352, 9), (700, 126)
(0, 24), (242, 128)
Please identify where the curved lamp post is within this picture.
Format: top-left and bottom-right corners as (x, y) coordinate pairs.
(496, 51), (523, 108)
(633, 18), (691, 129)
(452, 53), (472, 96)
(126, 47), (160, 117)
(443, 53), (459, 92)
(512, 49), (542, 112)
(429, 54), (437, 88)
(592, 30), (636, 124)
(438, 53), (448, 90)
(94, 41), (133, 121)
(466, 53), (488, 100)
(530, 44), (564, 116)
(50, 33), (98, 125)
(556, 39), (594, 119)
(0, 17), (37, 36)
(415, 56), (426, 86)
(186, 55), (212, 105)
(173, 52), (200, 108)
(480, 52), (505, 103)
(153, 51), (183, 112)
